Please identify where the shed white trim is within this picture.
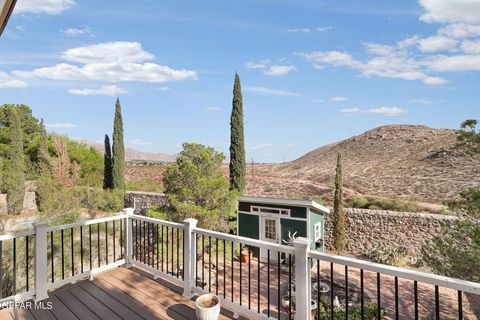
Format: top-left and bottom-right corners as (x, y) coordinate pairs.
(239, 195), (331, 214)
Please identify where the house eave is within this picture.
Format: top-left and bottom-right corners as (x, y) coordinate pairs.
(0, 0), (16, 37)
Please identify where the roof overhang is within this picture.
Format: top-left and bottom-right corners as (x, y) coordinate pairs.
(239, 196), (331, 214)
(0, 0), (16, 37)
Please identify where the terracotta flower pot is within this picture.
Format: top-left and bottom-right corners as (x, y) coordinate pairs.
(240, 249), (253, 263)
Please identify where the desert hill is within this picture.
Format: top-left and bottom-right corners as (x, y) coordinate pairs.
(247, 125), (480, 203)
(77, 140), (177, 163)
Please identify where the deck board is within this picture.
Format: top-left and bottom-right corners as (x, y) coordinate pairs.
(0, 267), (244, 320)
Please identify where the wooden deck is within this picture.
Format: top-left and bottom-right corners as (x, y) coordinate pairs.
(0, 267), (244, 320)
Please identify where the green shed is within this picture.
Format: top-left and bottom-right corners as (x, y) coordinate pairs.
(237, 196), (330, 261)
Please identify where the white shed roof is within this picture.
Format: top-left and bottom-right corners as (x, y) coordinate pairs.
(239, 196), (331, 214)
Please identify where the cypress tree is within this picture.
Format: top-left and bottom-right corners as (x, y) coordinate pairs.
(103, 134), (113, 189)
(333, 153), (346, 252)
(111, 98), (125, 190)
(3, 106), (26, 214)
(229, 73), (246, 192)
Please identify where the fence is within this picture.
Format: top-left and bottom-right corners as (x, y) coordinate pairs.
(1, 209), (479, 320)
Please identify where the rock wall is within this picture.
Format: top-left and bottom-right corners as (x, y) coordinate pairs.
(324, 208), (457, 259)
(124, 191), (168, 214)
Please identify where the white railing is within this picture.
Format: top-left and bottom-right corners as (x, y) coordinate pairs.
(1, 209), (479, 320)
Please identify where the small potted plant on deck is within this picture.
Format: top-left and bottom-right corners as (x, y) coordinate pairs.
(195, 294), (221, 320)
(240, 244), (253, 263)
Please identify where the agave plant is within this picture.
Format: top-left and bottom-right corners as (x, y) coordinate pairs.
(282, 231), (298, 246)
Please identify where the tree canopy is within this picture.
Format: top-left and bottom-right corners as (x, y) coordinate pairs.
(229, 73), (246, 193)
(111, 98), (125, 190)
(163, 143), (237, 232)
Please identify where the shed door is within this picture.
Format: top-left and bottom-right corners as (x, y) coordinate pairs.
(260, 217), (279, 261)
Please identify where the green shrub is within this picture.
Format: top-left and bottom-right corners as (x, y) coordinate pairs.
(350, 195), (369, 208)
(317, 301), (383, 319)
(37, 176), (81, 213)
(347, 196), (417, 212)
(145, 206), (168, 220)
(366, 245), (419, 267)
(78, 187), (124, 212)
(126, 179), (163, 193)
(369, 198), (417, 212)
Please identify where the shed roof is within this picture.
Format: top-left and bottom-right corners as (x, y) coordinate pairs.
(239, 196), (331, 214)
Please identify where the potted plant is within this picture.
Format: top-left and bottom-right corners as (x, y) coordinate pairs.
(281, 295), (292, 309)
(195, 294), (220, 320)
(240, 245), (253, 263)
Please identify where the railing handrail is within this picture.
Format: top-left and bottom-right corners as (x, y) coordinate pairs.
(0, 229), (35, 241)
(130, 213), (185, 229)
(193, 226), (296, 254)
(309, 250), (480, 295)
(46, 214), (127, 232)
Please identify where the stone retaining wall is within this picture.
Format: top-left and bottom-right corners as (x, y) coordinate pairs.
(324, 208), (457, 259)
(124, 191), (168, 214)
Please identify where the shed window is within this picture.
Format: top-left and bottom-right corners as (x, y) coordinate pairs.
(251, 206), (290, 216)
(314, 222), (322, 242)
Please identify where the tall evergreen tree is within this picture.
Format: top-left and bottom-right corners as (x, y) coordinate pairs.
(333, 153), (347, 252)
(103, 134), (113, 189)
(2, 106), (26, 214)
(111, 98), (125, 190)
(229, 73), (246, 192)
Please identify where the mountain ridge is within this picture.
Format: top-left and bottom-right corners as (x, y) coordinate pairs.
(76, 140), (177, 163)
(247, 124), (480, 203)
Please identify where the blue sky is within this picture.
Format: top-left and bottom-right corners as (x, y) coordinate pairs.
(1, 0), (480, 162)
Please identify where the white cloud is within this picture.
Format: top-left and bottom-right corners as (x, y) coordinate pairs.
(61, 41), (154, 64)
(67, 85), (127, 96)
(61, 28), (90, 36)
(45, 123), (78, 128)
(13, 41), (198, 83)
(129, 139), (152, 146)
(422, 76), (448, 85)
(427, 54), (480, 72)
(340, 108), (361, 113)
(419, 0), (480, 24)
(287, 28), (310, 33)
(312, 99), (324, 103)
(245, 60), (270, 69)
(438, 23), (480, 38)
(15, 0), (75, 15)
(297, 51), (360, 69)
(316, 26), (333, 32)
(252, 143), (273, 149)
(418, 36), (458, 52)
(461, 40), (480, 53)
(409, 99), (434, 104)
(330, 96), (349, 102)
(244, 86), (301, 97)
(297, 2), (480, 86)
(263, 65), (297, 76)
(157, 86), (171, 91)
(205, 107), (221, 112)
(367, 107), (408, 116)
(0, 80), (28, 88)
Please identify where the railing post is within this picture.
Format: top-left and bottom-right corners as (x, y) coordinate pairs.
(293, 237), (311, 320)
(33, 221), (49, 302)
(182, 218), (197, 298)
(123, 208), (134, 268)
